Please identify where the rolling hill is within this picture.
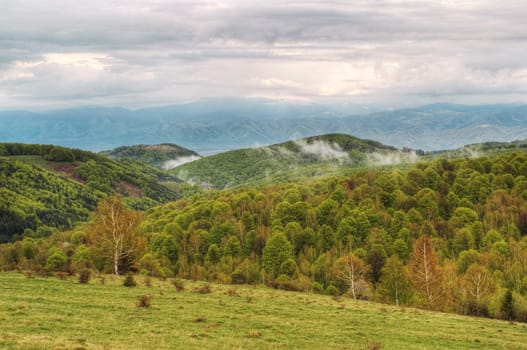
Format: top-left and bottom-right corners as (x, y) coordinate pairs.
(100, 143), (201, 169)
(171, 133), (419, 189)
(0, 143), (190, 242)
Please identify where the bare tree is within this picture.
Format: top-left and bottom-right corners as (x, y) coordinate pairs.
(89, 196), (144, 275)
(463, 263), (493, 315)
(335, 253), (367, 299)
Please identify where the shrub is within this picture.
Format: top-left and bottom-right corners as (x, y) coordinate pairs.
(275, 274), (302, 291)
(247, 330), (262, 338)
(171, 279), (185, 291)
(137, 295), (152, 308)
(326, 285), (340, 296)
(78, 269), (91, 284)
(368, 341), (383, 350)
(312, 282), (325, 294)
(144, 277), (152, 288)
(195, 283), (212, 294)
(56, 272), (67, 280)
(123, 274), (137, 287)
(227, 289), (239, 297)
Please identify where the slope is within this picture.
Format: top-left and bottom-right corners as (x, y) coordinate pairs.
(0, 272), (525, 350)
(171, 133), (418, 189)
(0, 143), (186, 242)
(100, 143), (201, 169)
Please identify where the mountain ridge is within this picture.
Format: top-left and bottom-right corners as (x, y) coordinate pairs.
(1, 101), (526, 153)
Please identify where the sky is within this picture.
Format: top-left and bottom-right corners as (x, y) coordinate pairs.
(1, 0), (527, 110)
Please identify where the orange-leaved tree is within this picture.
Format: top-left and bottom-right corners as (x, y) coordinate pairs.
(408, 235), (443, 309)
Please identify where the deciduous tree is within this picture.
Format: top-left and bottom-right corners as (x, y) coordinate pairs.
(463, 263), (493, 316)
(377, 256), (412, 306)
(89, 196), (144, 275)
(408, 235), (443, 309)
(334, 253), (367, 299)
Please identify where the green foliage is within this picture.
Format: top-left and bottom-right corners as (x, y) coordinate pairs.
(100, 143), (199, 169)
(0, 142), (193, 242)
(78, 269), (91, 284)
(3, 147), (527, 322)
(376, 256), (412, 306)
(172, 134), (410, 189)
(123, 273), (137, 287)
(45, 247), (67, 271)
(262, 232), (293, 278)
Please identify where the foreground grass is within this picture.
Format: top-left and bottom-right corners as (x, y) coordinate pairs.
(0, 273), (526, 349)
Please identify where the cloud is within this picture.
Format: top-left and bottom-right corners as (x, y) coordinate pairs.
(294, 140), (349, 161)
(1, 0), (526, 109)
(162, 155), (202, 170)
(367, 151), (419, 166)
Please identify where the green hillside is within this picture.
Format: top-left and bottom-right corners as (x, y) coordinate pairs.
(172, 133), (418, 189)
(100, 143), (200, 169)
(431, 139), (527, 159)
(0, 272), (525, 350)
(3, 149), (527, 323)
(0, 143), (192, 242)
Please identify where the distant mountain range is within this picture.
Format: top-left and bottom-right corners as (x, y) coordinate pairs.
(1, 100), (526, 153)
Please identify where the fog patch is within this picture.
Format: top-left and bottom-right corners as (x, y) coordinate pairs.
(162, 155), (201, 169)
(294, 140), (349, 161)
(367, 151), (419, 166)
(272, 146), (294, 158)
(460, 146), (482, 158)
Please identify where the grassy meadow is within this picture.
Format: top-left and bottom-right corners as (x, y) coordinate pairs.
(0, 272), (526, 350)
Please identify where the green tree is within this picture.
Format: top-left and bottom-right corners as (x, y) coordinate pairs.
(262, 232), (293, 278)
(377, 256), (412, 306)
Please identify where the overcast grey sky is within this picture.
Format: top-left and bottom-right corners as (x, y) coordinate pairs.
(1, 0), (526, 110)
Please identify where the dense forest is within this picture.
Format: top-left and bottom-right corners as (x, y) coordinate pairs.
(2, 146), (527, 322)
(100, 143), (200, 169)
(173, 134), (418, 189)
(0, 143), (196, 242)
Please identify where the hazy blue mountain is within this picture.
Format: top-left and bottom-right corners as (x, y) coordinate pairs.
(1, 101), (526, 153)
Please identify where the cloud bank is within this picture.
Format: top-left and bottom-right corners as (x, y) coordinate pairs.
(294, 140), (349, 161)
(162, 155), (202, 170)
(1, 1), (527, 109)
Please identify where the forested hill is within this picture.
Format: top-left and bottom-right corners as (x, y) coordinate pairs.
(0, 143), (191, 243)
(100, 143), (200, 169)
(142, 151), (527, 320)
(172, 133), (419, 189)
(3, 149), (527, 321)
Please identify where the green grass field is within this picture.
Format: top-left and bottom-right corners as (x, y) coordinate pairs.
(0, 272), (525, 350)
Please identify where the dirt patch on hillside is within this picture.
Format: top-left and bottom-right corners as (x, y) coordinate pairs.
(145, 144), (181, 152)
(117, 181), (142, 198)
(49, 163), (87, 184)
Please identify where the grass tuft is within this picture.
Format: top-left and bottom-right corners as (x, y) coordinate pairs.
(137, 294), (152, 308)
